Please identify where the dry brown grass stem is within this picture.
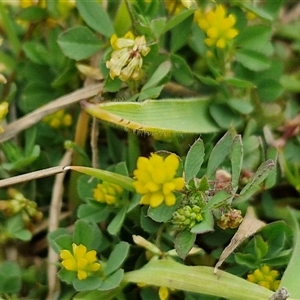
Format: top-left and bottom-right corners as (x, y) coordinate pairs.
(0, 83), (103, 143)
(46, 150), (73, 300)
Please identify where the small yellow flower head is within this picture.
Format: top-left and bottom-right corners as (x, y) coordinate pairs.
(106, 31), (150, 82)
(247, 265), (281, 291)
(93, 181), (124, 205)
(133, 153), (185, 208)
(195, 5), (238, 49)
(0, 188), (43, 230)
(43, 109), (72, 129)
(0, 188), (25, 217)
(159, 286), (170, 300)
(60, 243), (101, 280)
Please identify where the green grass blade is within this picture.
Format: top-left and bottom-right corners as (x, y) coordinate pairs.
(69, 166), (135, 192)
(123, 259), (278, 300)
(82, 98), (220, 134)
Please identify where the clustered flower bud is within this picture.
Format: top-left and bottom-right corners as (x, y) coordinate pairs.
(172, 204), (203, 229)
(43, 109), (72, 129)
(247, 265), (281, 291)
(0, 188), (43, 231)
(93, 181), (124, 205)
(217, 209), (243, 229)
(159, 286), (170, 300)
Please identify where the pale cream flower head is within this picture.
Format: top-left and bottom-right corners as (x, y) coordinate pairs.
(106, 31), (150, 82)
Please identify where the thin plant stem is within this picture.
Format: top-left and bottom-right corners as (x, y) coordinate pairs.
(46, 150), (73, 300)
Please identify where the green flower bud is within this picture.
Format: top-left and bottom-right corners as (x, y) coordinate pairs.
(247, 265), (280, 291)
(172, 204), (203, 229)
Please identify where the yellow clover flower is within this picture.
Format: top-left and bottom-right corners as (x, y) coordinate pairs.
(60, 243), (101, 280)
(195, 5), (238, 49)
(93, 181), (124, 205)
(106, 31), (150, 82)
(43, 109), (72, 129)
(159, 286), (170, 300)
(133, 153), (185, 208)
(247, 265), (280, 291)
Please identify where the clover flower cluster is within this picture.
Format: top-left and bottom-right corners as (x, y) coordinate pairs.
(43, 109), (72, 129)
(158, 286), (170, 300)
(0, 188), (43, 232)
(106, 31), (150, 82)
(60, 243), (101, 280)
(93, 181), (124, 205)
(195, 5), (238, 49)
(247, 265), (281, 291)
(172, 204), (203, 229)
(133, 153), (185, 208)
